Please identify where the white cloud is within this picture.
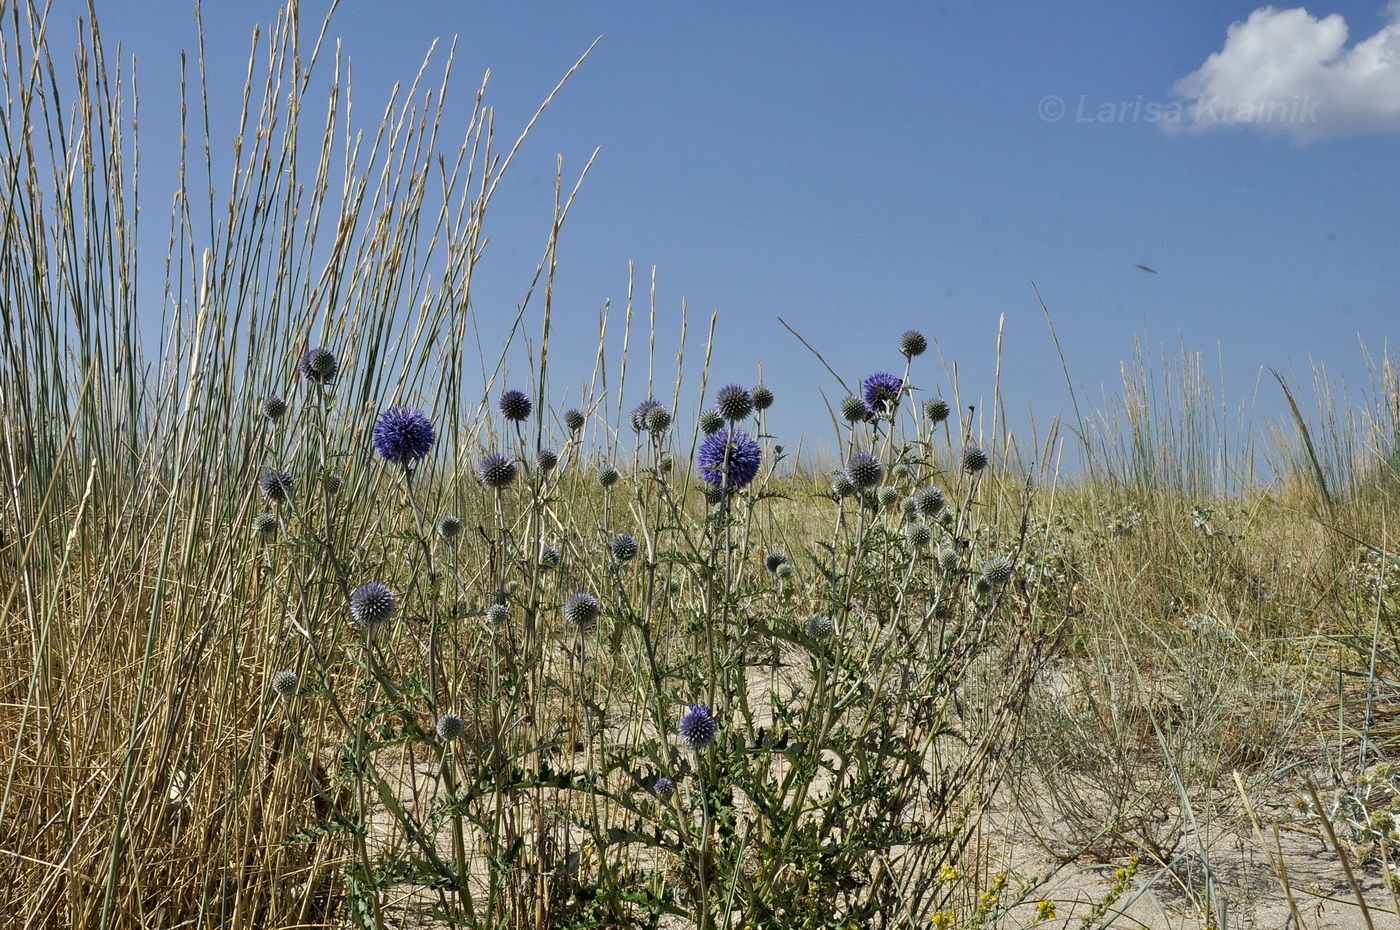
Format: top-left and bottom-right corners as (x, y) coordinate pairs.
(1171, 5), (1400, 141)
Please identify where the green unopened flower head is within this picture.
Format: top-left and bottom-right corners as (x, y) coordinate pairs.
(271, 668), (299, 697)
(597, 463), (620, 489)
(253, 512), (279, 540)
(905, 522), (933, 548)
(435, 713), (467, 742)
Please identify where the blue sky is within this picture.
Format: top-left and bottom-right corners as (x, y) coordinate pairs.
(67, 1), (1400, 467)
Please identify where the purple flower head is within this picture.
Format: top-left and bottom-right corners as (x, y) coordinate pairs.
(373, 407), (435, 466)
(259, 467), (294, 503)
(678, 704), (718, 748)
(652, 776), (676, 797)
(349, 581), (397, 628)
(499, 389), (533, 423)
(862, 372), (903, 415)
(698, 429), (762, 490)
(610, 533), (639, 563)
(563, 591), (600, 626)
(478, 453), (518, 489)
(563, 408), (586, 432)
(299, 346), (339, 385)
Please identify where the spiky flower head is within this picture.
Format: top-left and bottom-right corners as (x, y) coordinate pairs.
(752, 384), (775, 411)
(540, 544), (561, 568)
(486, 603), (510, 625)
(253, 512), (279, 540)
(259, 468), (294, 503)
(807, 613), (836, 639)
(698, 430), (762, 489)
(962, 444), (989, 474)
(299, 346), (339, 384)
(349, 581), (397, 628)
(478, 453), (518, 489)
(703, 486), (729, 506)
(924, 397), (951, 424)
(861, 372), (903, 414)
(678, 704), (718, 748)
(840, 395), (871, 424)
(271, 668), (299, 697)
(938, 548), (959, 572)
(262, 395), (288, 420)
(644, 405), (672, 433)
(563, 591), (600, 627)
(597, 464), (620, 489)
(981, 554), (1014, 586)
(437, 514), (464, 541)
(764, 550), (790, 574)
(435, 713), (467, 742)
(915, 485), (946, 519)
(775, 561), (794, 579)
(714, 384), (754, 422)
(878, 486), (901, 509)
(901, 496), (920, 520)
(374, 407), (436, 467)
(630, 398), (664, 432)
(831, 473), (857, 498)
(845, 451), (885, 491)
(499, 389), (533, 423)
(322, 472), (343, 495)
(563, 408), (586, 432)
(698, 410), (725, 435)
(535, 448), (559, 473)
(610, 534), (639, 563)
(939, 510), (955, 528)
(657, 453), (674, 474)
(975, 575), (993, 595)
(900, 329), (929, 358)
(652, 776), (676, 797)
(905, 522), (933, 548)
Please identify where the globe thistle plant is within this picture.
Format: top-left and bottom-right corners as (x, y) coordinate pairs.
(962, 444), (989, 474)
(259, 468), (294, 503)
(861, 372), (903, 414)
(981, 554), (1014, 586)
(478, 453), (518, 489)
(499, 389), (533, 423)
(840, 395), (870, 424)
(901, 496), (920, 521)
(610, 533), (639, 563)
(261, 395), (288, 420)
(938, 548), (959, 572)
(298, 346), (338, 384)
(644, 405), (672, 433)
(563, 408), (586, 433)
(807, 613), (836, 640)
(271, 668), (299, 697)
(597, 464), (620, 489)
(905, 522), (933, 549)
(845, 451), (885, 491)
(764, 550), (790, 574)
(698, 410), (725, 435)
(349, 581), (397, 628)
(775, 561), (794, 580)
(878, 486), (901, 509)
(437, 514), (464, 541)
(373, 407), (435, 467)
(322, 472), (343, 495)
(678, 704), (718, 748)
(914, 485), (946, 519)
(831, 473), (857, 499)
(252, 512), (279, 540)
(925, 397), (951, 424)
(540, 544), (561, 568)
(485, 603), (510, 625)
(652, 776), (676, 797)
(629, 398), (664, 432)
(714, 384), (754, 422)
(435, 713), (467, 742)
(563, 591), (600, 627)
(698, 430), (762, 489)
(900, 329), (928, 358)
(751, 384), (774, 411)
(535, 447), (559, 473)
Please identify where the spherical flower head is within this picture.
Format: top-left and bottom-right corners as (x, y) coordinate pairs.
(563, 408), (586, 432)
(435, 713), (467, 742)
(499, 389), (533, 423)
(925, 397), (951, 424)
(940, 510), (955, 528)
(322, 472), (343, 495)
(563, 591), (600, 627)
(962, 444), (989, 474)
(905, 522), (933, 548)
(630, 398), (664, 433)
(703, 485), (729, 507)
(862, 372), (903, 414)
(678, 704), (718, 748)
(350, 581), (397, 628)
(299, 346), (338, 384)
(764, 550), (790, 574)
(253, 512), (279, 540)
(478, 453), (518, 489)
(915, 485), (946, 519)
(610, 533), (639, 563)
(982, 554), (1014, 586)
(878, 486), (900, 509)
(597, 463), (620, 489)
(807, 613), (836, 640)
(486, 602), (510, 625)
(437, 513), (464, 541)
(900, 329), (928, 358)
(698, 430), (762, 489)
(535, 447), (559, 473)
(652, 776), (676, 797)
(901, 496), (919, 520)
(975, 575), (993, 596)
(271, 668), (299, 697)
(845, 451), (885, 491)
(261, 395), (288, 420)
(938, 548), (959, 572)
(714, 384), (754, 422)
(259, 468), (294, 503)
(374, 407), (435, 467)
(540, 544), (561, 568)
(775, 561), (794, 580)
(752, 384), (775, 411)
(831, 473), (856, 499)
(698, 410), (725, 435)
(840, 395), (871, 424)
(644, 405), (673, 433)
